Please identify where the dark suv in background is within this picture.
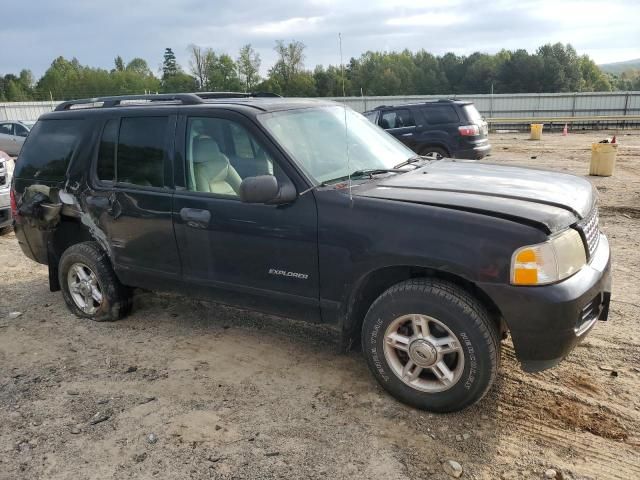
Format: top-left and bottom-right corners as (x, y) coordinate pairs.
(363, 99), (491, 159)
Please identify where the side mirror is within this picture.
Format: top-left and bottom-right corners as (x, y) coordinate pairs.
(239, 175), (297, 205)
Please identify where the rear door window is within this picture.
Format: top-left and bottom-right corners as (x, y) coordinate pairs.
(94, 117), (169, 188)
(14, 119), (84, 181)
(380, 109), (415, 129)
(421, 105), (459, 124)
(117, 117), (168, 188)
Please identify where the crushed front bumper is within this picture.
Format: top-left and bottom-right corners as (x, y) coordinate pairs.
(480, 233), (611, 372)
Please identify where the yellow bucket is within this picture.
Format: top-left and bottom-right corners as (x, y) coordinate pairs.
(589, 143), (618, 176)
(530, 123), (543, 140)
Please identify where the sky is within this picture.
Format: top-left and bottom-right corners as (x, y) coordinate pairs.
(2, 0), (639, 78)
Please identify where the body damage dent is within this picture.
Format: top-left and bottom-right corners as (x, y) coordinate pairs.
(60, 189), (113, 259)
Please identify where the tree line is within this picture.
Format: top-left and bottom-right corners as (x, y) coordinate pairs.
(1, 41), (639, 102)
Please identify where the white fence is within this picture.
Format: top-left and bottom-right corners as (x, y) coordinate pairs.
(2, 91), (639, 122)
(0, 101), (59, 121)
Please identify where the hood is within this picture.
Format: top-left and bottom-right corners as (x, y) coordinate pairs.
(354, 160), (596, 233)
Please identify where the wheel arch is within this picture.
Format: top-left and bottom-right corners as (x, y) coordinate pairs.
(47, 216), (103, 292)
(418, 143), (450, 157)
(342, 265), (504, 351)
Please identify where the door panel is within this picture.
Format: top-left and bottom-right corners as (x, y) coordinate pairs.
(172, 112), (320, 321)
(87, 114), (181, 286)
(102, 189), (180, 276)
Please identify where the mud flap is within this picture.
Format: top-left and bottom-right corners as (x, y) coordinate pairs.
(48, 245), (61, 292)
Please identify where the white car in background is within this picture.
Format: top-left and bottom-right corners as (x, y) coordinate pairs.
(0, 120), (32, 156)
(0, 150), (13, 234)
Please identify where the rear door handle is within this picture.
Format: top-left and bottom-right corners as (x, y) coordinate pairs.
(180, 208), (211, 229)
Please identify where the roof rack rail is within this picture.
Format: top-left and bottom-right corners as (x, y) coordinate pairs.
(195, 91), (281, 99)
(54, 93), (204, 111)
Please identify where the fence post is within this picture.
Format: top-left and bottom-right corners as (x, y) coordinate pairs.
(623, 91), (630, 130)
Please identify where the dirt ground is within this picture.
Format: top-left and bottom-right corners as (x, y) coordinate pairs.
(1, 130), (639, 480)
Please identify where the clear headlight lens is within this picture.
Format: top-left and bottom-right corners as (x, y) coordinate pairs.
(511, 229), (587, 285)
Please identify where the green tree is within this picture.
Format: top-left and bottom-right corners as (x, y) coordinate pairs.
(126, 58), (153, 77)
(188, 44), (215, 90)
(496, 49), (543, 93)
(536, 43), (582, 92)
(207, 54), (241, 91)
(237, 44), (261, 91)
(413, 50), (449, 94)
(161, 72), (197, 93)
(114, 56), (125, 72)
(580, 56), (611, 91)
(162, 48), (178, 78)
(267, 40), (314, 95)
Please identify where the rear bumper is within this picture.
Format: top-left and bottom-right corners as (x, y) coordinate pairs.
(480, 233), (611, 372)
(455, 143), (492, 160)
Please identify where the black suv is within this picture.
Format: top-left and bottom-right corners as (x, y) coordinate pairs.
(363, 99), (491, 159)
(11, 93), (610, 412)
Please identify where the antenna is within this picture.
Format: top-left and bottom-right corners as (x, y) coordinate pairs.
(339, 32), (352, 202)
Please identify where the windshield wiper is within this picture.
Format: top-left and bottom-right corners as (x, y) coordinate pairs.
(324, 168), (405, 184)
(351, 168), (406, 178)
(394, 155), (432, 169)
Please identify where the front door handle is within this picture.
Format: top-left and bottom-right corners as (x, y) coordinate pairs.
(180, 208), (211, 229)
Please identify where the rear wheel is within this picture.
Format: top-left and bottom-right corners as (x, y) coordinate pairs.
(361, 279), (500, 412)
(59, 242), (132, 322)
(420, 146), (447, 159)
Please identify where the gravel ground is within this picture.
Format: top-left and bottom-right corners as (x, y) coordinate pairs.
(1, 130), (639, 480)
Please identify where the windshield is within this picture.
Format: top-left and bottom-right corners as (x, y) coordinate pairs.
(259, 106), (415, 184)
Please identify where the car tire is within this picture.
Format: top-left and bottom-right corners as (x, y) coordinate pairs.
(59, 242), (132, 322)
(361, 278), (500, 412)
(0, 225), (12, 236)
(421, 147), (447, 159)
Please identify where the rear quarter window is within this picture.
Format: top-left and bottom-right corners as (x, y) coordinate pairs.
(462, 104), (483, 123)
(14, 119), (84, 182)
(421, 105), (459, 124)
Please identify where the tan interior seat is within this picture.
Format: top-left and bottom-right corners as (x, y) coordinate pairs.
(192, 137), (242, 196)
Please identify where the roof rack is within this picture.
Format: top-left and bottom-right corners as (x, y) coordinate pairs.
(54, 93), (204, 111)
(54, 92), (282, 111)
(196, 91), (281, 99)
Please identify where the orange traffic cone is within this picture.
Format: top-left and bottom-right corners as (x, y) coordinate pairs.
(562, 124), (568, 136)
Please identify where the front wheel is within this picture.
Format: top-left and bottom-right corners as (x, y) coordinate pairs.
(361, 279), (500, 412)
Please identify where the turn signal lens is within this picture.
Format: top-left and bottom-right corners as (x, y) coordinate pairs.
(511, 229), (587, 285)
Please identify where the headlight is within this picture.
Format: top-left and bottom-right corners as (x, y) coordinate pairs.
(511, 229), (587, 285)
